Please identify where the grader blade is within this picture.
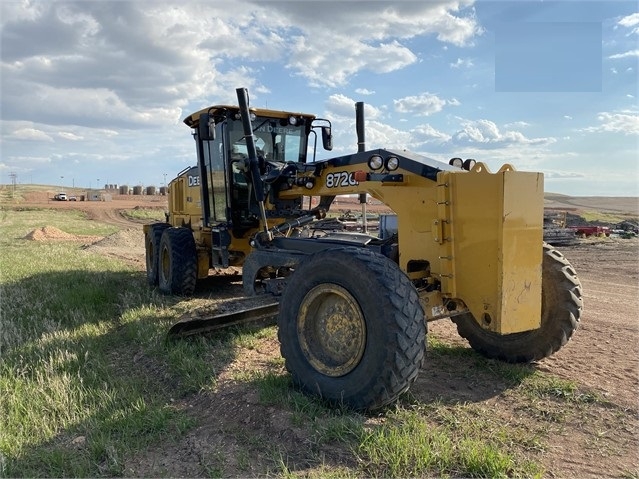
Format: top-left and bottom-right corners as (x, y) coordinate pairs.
(168, 300), (280, 338)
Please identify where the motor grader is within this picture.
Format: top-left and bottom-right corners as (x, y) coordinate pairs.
(144, 87), (583, 411)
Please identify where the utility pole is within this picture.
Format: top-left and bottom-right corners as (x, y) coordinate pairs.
(9, 172), (17, 197)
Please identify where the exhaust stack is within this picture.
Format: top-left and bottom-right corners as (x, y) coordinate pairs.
(356, 101), (365, 153)
(355, 101), (367, 232)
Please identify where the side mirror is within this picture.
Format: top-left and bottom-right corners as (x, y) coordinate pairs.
(198, 113), (215, 141)
(321, 126), (333, 151)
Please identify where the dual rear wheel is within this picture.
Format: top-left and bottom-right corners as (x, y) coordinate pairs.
(145, 224), (197, 295)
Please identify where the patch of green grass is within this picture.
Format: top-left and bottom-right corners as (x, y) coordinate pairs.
(476, 357), (536, 384)
(427, 335), (474, 357)
(579, 210), (629, 224)
(313, 414), (363, 445)
(357, 408), (543, 478)
(0, 207), (118, 239)
(0, 209), (207, 476)
(244, 364), (546, 477)
(275, 458), (361, 479)
(2, 207), (622, 478)
(122, 207), (166, 222)
(521, 374), (602, 404)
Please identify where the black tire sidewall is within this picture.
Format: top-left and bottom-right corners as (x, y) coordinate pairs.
(158, 227), (197, 295)
(145, 223), (169, 286)
(453, 243), (582, 362)
(278, 248), (425, 408)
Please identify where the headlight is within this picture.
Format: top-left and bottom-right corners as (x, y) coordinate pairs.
(385, 156), (399, 171)
(368, 154), (384, 170)
(463, 159), (476, 171)
(288, 116), (298, 126)
(449, 157), (463, 168)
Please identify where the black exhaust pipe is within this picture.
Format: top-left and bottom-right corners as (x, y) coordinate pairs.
(355, 101), (367, 231)
(356, 101), (365, 153)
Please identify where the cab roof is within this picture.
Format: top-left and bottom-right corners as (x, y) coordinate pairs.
(183, 104), (317, 129)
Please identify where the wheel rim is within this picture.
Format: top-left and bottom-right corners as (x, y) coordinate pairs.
(160, 244), (170, 282)
(297, 284), (366, 377)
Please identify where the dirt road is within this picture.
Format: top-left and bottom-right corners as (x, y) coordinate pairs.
(20, 190), (167, 229)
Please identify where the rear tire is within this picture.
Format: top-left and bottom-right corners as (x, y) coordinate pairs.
(145, 223), (169, 286)
(277, 247), (425, 411)
(158, 227), (197, 295)
(453, 243), (583, 362)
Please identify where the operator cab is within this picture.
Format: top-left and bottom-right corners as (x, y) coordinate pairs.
(184, 105), (331, 264)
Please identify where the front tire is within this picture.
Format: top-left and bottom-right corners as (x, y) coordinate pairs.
(453, 243), (583, 362)
(158, 227), (197, 295)
(277, 247), (425, 411)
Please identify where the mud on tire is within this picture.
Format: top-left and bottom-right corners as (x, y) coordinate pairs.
(277, 247), (426, 411)
(158, 227), (197, 295)
(453, 242), (583, 363)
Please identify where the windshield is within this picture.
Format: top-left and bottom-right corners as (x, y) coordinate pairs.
(226, 117), (307, 163)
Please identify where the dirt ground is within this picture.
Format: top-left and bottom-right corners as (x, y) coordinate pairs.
(16, 191), (639, 477)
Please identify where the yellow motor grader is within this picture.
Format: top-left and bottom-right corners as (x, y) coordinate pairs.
(144, 88), (583, 411)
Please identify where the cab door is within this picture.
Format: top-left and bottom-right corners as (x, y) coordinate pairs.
(197, 122), (229, 226)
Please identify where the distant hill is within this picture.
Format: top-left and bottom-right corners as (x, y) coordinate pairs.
(544, 193), (638, 215)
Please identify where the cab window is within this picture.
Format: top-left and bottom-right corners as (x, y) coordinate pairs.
(202, 123), (227, 222)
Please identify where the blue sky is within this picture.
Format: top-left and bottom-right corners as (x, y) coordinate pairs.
(1, 0), (637, 195)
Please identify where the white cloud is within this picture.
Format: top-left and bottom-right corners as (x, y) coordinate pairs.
(411, 124), (451, 143)
(609, 49), (639, 59)
(618, 12), (639, 27)
(355, 88), (376, 96)
(10, 156), (52, 165)
(0, 0), (483, 131)
(450, 57), (474, 68)
(11, 128), (54, 142)
(564, 115), (573, 120)
(394, 93), (447, 116)
(288, 38), (417, 88)
(451, 119), (556, 148)
(618, 12), (639, 34)
(1, 156), (52, 176)
(325, 94), (383, 120)
(543, 170), (586, 179)
(504, 121), (530, 128)
(582, 111), (639, 135)
(364, 120), (413, 149)
(58, 132), (83, 141)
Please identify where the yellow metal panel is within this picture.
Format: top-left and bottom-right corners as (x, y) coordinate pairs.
(440, 163), (543, 334)
(196, 249), (210, 279)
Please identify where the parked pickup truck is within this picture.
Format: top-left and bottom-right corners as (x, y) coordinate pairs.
(53, 192), (67, 201)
